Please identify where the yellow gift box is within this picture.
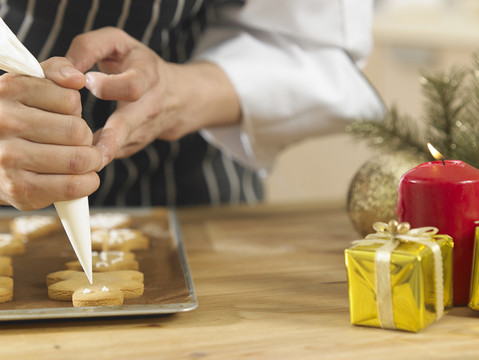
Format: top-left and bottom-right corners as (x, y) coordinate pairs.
(468, 227), (479, 310)
(345, 221), (453, 332)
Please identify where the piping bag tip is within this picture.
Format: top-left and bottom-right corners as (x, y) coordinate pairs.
(54, 197), (93, 284)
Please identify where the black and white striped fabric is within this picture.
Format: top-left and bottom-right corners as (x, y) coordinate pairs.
(0, 0), (263, 207)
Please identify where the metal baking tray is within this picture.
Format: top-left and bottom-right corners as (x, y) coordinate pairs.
(0, 207), (197, 321)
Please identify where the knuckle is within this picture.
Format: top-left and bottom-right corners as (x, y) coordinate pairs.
(127, 77), (143, 101)
(62, 176), (84, 199)
(67, 148), (90, 173)
(70, 34), (89, 52)
(2, 177), (33, 209)
(0, 74), (19, 96)
(65, 117), (92, 145)
(0, 106), (27, 136)
(63, 89), (82, 115)
(0, 146), (19, 169)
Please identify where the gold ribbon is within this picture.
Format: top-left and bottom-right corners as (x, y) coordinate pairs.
(352, 220), (444, 329)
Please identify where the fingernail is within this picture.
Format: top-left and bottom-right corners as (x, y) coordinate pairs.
(61, 66), (80, 78)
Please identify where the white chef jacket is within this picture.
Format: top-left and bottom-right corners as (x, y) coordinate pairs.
(195, 0), (384, 172)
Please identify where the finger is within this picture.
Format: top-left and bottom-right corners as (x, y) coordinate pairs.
(2, 170), (100, 211)
(66, 27), (136, 73)
(41, 57), (86, 90)
(85, 70), (148, 102)
(0, 105), (93, 146)
(94, 103), (165, 166)
(0, 73), (83, 116)
(92, 111), (134, 168)
(0, 138), (102, 175)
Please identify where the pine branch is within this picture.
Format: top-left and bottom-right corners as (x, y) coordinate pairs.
(420, 68), (468, 158)
(347, 106), (428, 157)
(349, 52), (479, 167)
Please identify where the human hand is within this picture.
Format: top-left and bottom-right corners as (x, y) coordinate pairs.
(0, 57), (102, 210)
(66, 27), (241, 169)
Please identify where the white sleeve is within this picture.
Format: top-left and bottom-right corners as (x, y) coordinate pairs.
(193, 0), (385, 172)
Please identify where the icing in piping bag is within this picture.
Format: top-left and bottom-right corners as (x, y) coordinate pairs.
(0, 18), (93, 284)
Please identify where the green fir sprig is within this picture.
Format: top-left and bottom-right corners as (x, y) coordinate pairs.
(348, 54), (479, 169)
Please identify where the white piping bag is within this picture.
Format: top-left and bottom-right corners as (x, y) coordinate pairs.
(0, 18), (93, 284)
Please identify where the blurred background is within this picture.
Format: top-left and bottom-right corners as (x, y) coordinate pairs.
(264, 0), (479, 205)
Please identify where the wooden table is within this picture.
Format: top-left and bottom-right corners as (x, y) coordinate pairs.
(1, 202), (479, 359)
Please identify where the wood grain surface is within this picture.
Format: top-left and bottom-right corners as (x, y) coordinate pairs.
(1, 202), (479, 360)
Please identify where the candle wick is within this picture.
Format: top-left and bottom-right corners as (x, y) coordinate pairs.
(442, 159), (446, 166)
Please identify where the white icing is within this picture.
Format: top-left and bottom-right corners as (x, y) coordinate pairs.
(91, 229), (109, 243)
(13, 215), (56, 234)
(91, 229), (139, 246)
(0, 234), (13, 247)
(109, 229), (137, 244)
(83, 288), (91, 294)
(141, 223), (170, 239)
(95, 261), (109, 268)
(99, 251), (108, 262)
(90, 213), (131, 229)
(101, 286), (109, 292)
(110, 256), (124, 264)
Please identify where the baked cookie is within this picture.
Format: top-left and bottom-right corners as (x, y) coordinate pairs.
(65, 251), (139, 272)
(0, 233), (25, 255)
(90, 213), (133, 231)
(91, 228), (149, 251)
(0, 276), (13, 303)
(0, 256), (13, 277)
(72, 285), (124, 307)
(10, 215), (61, 241)
(141, 222), (171, 239)
(47, 270), (144, 307)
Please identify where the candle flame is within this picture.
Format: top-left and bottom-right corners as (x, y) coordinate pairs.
(427, 143), (444, 160)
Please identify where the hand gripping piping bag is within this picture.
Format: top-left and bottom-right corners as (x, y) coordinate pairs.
(0, 18), (92, 283)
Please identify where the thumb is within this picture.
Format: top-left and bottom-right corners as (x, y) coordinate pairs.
(41, 57), (86, 90)
(93, 114), (131, 169)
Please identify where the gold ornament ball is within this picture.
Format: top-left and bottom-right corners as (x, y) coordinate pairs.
(347, 152), (427, 237)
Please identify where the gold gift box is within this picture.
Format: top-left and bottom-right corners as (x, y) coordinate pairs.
(468, 227), (479, 310)
(345, 226), (453, 332)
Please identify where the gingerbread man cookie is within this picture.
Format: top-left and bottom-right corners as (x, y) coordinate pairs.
(47, 270), (144, 307)
(65, 251), (139, 272)
(10, 215), (61, 241)
(90, 213), (133, 231)
(0, 233), (25, 256)
(0, 256), (13, 277)
(0, 276), (13, 303)
(91, 228), (149, 251)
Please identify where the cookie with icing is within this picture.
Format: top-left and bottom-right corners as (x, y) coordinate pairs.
(47, 270), (144, 307)
(0, 256), (13, 277)
(91, 228), (149, 252)
(65, 251), (139, 272)
(0, 276), (13, 303)
(89, 212), (133, 231)
(10, 215), (61, 241)
(72, 285), (124, 307)
(0, 233), (25, 255)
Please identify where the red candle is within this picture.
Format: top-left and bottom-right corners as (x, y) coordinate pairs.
(396, 160), (479, 305)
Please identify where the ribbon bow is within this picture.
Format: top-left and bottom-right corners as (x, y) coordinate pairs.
(352, 220), (444, 329)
